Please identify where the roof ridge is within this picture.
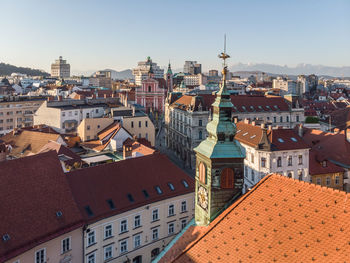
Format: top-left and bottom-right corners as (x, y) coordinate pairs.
(171, 174), (275, 262)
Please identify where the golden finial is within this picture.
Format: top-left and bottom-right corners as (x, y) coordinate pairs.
(218, 34), (230, 82)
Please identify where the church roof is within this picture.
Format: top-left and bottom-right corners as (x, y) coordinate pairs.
(158, 173), (350, 263)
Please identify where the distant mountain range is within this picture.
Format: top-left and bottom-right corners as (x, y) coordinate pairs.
(229, 63), (350, 78)
(0, 62), (49, 77)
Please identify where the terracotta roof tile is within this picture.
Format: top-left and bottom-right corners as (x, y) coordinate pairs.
(160, 174), (350, 263)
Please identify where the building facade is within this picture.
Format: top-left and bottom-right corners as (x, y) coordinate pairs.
(132, 57), (164, 85)
(183, 61), (201, 75)
(51, 56), (70, 78)
(235, 121), (310, 192)
(0, 98), (45, 135)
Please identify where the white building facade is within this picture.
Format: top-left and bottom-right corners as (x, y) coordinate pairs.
(132, 57), (164, 85)
(51, 56), (70, 78)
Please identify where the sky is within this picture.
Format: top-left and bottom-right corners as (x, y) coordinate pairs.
(1, 0), (349, 74)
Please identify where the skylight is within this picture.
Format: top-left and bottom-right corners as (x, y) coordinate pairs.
(236, 130), (241, 133)
(84, 206), (94, 217)
(278, 138), (284, 143)
(56, 211), (63, 218)
(142, 190), (149, 198)
(182, 180), (189, 188)
(291, 137), (298, 142)
(155, 186), (163, 195)
(250, 135), (256, 139)
(274, 105), (279, 109)
(127, 194), (135, 202)
(2, 234), (10, 242)
(107, 199), (116, 210)
(243, 132), (248, 136)
(168, 183), (175, 191)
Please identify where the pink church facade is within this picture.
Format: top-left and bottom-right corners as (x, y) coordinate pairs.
(136, 77), (167, 114)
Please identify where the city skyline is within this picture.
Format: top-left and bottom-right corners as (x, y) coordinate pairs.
(1, 0), (349, 74)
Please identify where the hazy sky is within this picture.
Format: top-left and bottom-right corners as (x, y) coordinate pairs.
(1, 0), (349, 74)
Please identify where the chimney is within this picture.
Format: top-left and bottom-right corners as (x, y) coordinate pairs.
(346, 127), (350, 143)
(261, 123), (266, 129)
(268, 125), (272, 131)
(251, 121), (256, 126)
(244, 118), (249, 124)
(334, 128), (340, 133)
(123, 144), (133, 159)
(58, 96), (63, 101)
(0, 143), (8, 162)
(104, 94), (107, 98)
(298, 124), (303, 137)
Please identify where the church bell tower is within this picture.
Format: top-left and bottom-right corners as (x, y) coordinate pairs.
(194, 37), (245, 226)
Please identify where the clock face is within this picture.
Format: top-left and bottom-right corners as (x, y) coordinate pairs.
(197, 186), (208, 211)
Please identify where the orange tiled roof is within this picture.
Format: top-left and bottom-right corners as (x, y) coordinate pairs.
(160, 174), (350, 262)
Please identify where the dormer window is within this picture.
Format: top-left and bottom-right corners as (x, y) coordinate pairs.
(322, 161), (327, 167)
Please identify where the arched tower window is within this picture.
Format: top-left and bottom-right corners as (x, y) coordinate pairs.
(199, 162), (206, 184)
(148, 86), (152, 92)
(221, 168), (234, 189)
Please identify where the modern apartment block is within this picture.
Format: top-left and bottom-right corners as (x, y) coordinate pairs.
(51, 56), (70, 78)
(132, 57), (164, 85)
(34, 99), (110, 133)
(0, 98), (45, 135)
(183, 61), (201, 75)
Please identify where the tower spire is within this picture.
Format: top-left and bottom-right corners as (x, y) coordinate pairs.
(217, 34), (230, 95)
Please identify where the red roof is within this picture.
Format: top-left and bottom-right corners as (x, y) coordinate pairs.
(67, 153), (194, 223)
(160, 174), (350, 263)
(0, 151), (83, 262)
(309, 150), (344, 175)
(172, 94), (291, 113)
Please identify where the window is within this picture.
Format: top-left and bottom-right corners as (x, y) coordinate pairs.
(182, 180), (189, 188)
(68, 111), (72, 116)
(35, 248), (46, 263)
(134, 234), (141, 248)
(104, 224), (113, 239)
(316, 178), (321, 185)
(199, 162), (206, 184)
(288, 156), (292, 166)
(61, 237), (71, 253)
(277, 157), (282, 167)
(199, 119), (202, 126)
(322, 161), (327, 167)
(151, 248), (160, 260)
(145, 120), (148, 127)
(326, 177), (331, 186)
(335, 176), (340, 185)
(152, 209), (159, 221)
(221, 168), (234, 189)
(280, 116), (283, 122)
(148, 86), (152, 92)
(87, 125), (90, 130)
(288, 172), (292, 178)
(198, 130), (202, 140)
(62, 112), (66, 117)
(298, 170), (303, 181)
(131, 121), (134, 128)
(104, 245), (113, 261)
(250, 153), (254, 163)
(261, 157), (266, 168)
(120, 219), (128, 233)
(298, 155), (303, 165)
(139, 121), (141, 128)
(75, 111), (78, 116)
(95, 109), (98, 113)
(168, 204), (175, 216)
(97, 125), (100, 129)
(181, 219), (187, 229)
(152, 228), (159, 240)
(273, 116), (276, 123)
(286, 116), (289, 122)
(296, 115), (300, 122)
(134, 215), (141, 228)
(87, 231), (95, 246)
(168, 223), (175, 235)
(251, 170), (255, 181)
(87, 136), (90, 140)
(181, 201), (187, 212)
(87, 252), (96, 263)
(119, 240), (128, 254)
(155, 186), (162, 194)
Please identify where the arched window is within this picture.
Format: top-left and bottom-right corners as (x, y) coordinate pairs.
(148, 86), (152, 92)
(221, 168), (234, 189)
(199, 162), (206, 184)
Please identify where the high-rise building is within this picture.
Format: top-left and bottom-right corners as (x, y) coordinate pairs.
(184, 61), (201, 74)
(50, 56), (70, 78)
(209, 70), (218, 77)
(132, 57), (164, 85)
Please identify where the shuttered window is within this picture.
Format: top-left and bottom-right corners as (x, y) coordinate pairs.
(221, 168), (234, 189)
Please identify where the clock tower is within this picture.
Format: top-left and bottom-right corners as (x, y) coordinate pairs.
(194, 44), (245, 226)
